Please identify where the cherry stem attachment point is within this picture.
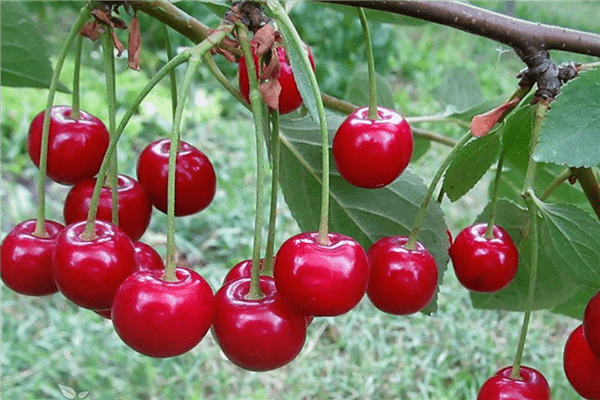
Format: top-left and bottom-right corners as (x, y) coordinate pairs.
(484, 152), (505, 239)
(357, 7), (378, 120)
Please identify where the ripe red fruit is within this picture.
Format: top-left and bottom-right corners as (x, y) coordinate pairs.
(563, 325), (600, 400)
(28, 106), (109, 185)
(449, 223), (518, 292)
(332, 106), (413, 189)
(112, 268), (214, 358)
(367, 236), (438, 315)
(477, 366), (551, 400)
(584, 290), (600, 359)
(273, 232), (370, 316)
(53, 220), (137, 310)
(211, 277), (306, 371)
(238, 42), (315, 115)
(1, 219), (64, 296)
(133, 241), (164, 271)
(136, 139), (216, 216)
(222, 258), (266, 285)
(63, 174), (152, 241)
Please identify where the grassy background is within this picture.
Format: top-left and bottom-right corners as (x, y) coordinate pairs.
(2, 2), (599, 399)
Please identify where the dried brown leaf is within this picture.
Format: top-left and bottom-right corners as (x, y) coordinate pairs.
(128, 13), (141, 71)
(259, 79), (282, 110)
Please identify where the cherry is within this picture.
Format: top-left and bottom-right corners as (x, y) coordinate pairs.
(112, 268), (214, 358)
(449, 223), (518, 292)
(238, 42), (315, 115)
(211, 277), (306, 371)
(63, 174), (152, 241)
(53, 220), (137, 310)
(133, 241), (165, 271)
(273, 232), (370, 316)
(477, 366), (551, 400)
(1, 219), (64, 296)
(584, 290), (600, 359)
(563, 325), (600, 400)
(95, 309), (112, 319)
(332, 106), (413, 189)
(222, 258), (266, 285)
(28, 106), (110, 185)
(367, 236), (438, 315)
(136, 139), (216, 217)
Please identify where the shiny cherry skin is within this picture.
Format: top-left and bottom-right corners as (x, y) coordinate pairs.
(239, 43), (315, 115)
(477, 366), (551, 400)
(211, 277), (307, 371)
(1, 219), (64, 296)
(584, 290), (600, 359)
(273, 232), (370, 316)
(367, 236), (438, 315)
(332, 106), (413, 189)
(133, 241), (164, 271)
(449, 223), (518, 292)
(136, 139), (216, 216)
(564, 325), (600, 400)
(222, 258), (266, 285)
(53, 220), (137, 310)
(112, 268), (214, 358)
(28, 106), (109, 185)
(63, 174), (152, 241)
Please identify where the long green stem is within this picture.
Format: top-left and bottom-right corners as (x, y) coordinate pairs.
(484, 152), (505, 239)
(263, 110), (281, 277)
(571, 167), (600, 221)
(238, 24), (267, 299)
(71, 34), (83, 120)
(539, 168), (571, 201)
(33, 6), (91, 238)
(357, 7), (378, 120)
(405, 132), (472, 250)
(162, 23), (178, 122)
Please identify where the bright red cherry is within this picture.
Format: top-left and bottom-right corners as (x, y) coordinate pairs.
(367, 236), (438, 315)
(136, 139), (216, 217)
(273, 232), (369, 316)
(211, 277), (306, 371)
(222, 258), (266, 284)
(584, 290), (600, 359)
(1, 219), (64, 296)
(449, 223), (518, 292)
(112, 268), (214, 358)
(477, 366), (551, 400)
(52, 220), (137, 310)
(133, 241), (164, 271)
(63, 174), (152, 241)
(238, 42), (315, 115)
(564, 325), (600, 400)
(332, 106), (413, 189)
(28, 106), (109, 185)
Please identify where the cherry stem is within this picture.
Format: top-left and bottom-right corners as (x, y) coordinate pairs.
(539, 167), (571, 201)
(162, 23), (178, 122)
(203, 52), (250, 110)
(267, 1), (331, 246)
(405, 131), (472, 250)
(33, 6), (91, 238)
(357, 7), (378, 120)
(484, 152), (505, 239)
(71, 34), (83, 121)
(571, 167), (600, 221)
(263, 110), (281, 277)
(238, 24), (267, 299)
(523, 100), (551, 192)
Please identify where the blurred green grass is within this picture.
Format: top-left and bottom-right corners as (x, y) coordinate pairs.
(2, 2), (598, 399)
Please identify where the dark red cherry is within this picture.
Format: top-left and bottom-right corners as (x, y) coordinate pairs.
(563, 325), (600, 400)
(133, 241), (164, 271)
(477, 366), (551, 400)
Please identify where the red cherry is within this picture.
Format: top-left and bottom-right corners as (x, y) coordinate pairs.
(53, 220), (137, 310)
(28, 106), (109, 185)
(112, 268), (214, 358)
(477, 366), (551, 400)
(273, 232), (370, 316)
(136, 139), (216, 216)
(584, 290), (600, 359)
(564, 325), (600, 400)
(95, 309), (112, 319)
(211, 277), (306, 371)
(222, 258), (266, 284)
(449, 223), (518, 292)
(133, 241), (165, 271)
(1, 219), (64, 296)
(367, 236), (438, 315)
(63, 174), (152, 241)
(239, 43), (315, 115)
(332, 106), (413, 189)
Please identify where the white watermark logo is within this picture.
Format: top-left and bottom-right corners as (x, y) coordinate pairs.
(58, 384), (97, 400)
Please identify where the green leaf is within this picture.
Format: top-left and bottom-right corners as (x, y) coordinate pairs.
(442, 130), (501, 202)
(536, 201), (600, 288)
(316, 3), (426, 26)
(411, 137), (432, 163)
(435, 67), (484, 114)
(343, 68), (395, 110)
(0, 2), (68, 92)
(552, 287), (598, 320)
(278, 111), (449, 314)
(534, 68), (600, 167)
(470, 200), (579, 311)
(503, 105), (535, 171)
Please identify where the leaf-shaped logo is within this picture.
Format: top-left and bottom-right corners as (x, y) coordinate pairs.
(58, 384), (77, 399)
(78, 391), (90, 398)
